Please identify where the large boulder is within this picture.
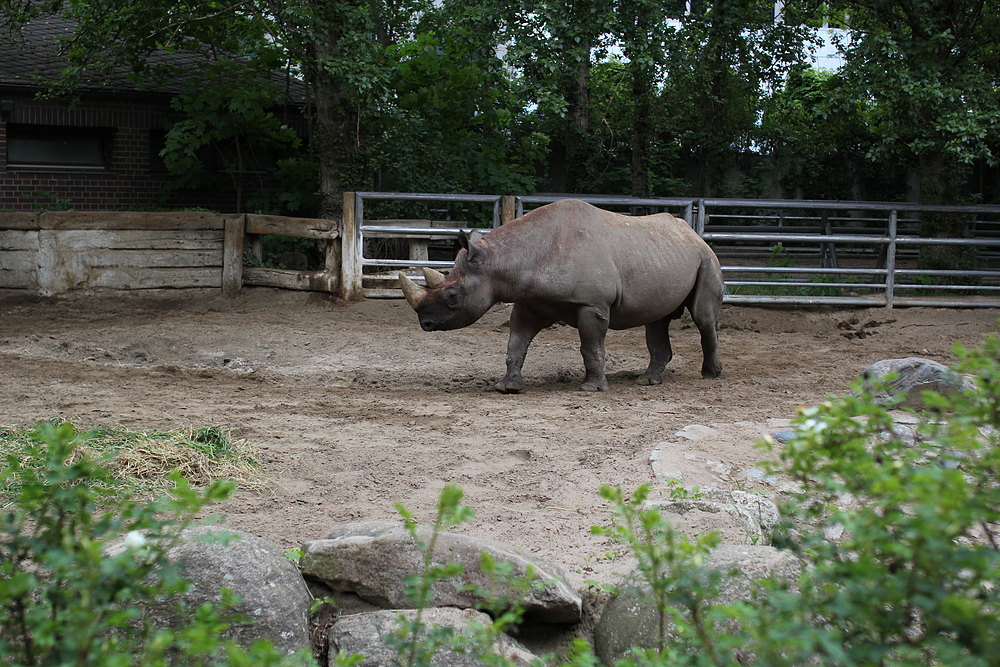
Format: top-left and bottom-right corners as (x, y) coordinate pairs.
(299, 521), (581, 624)
(328, 607), (537, 667)
(593, 545), (800, 666)
(107, 525), (312, 656)
(644, 488), (781, 545)
(861, 357), (973, 408)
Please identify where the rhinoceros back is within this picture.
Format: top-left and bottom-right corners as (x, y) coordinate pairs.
(484, 200), (717, 328)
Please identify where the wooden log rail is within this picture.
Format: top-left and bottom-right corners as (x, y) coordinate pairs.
(226, 214), (340, 297)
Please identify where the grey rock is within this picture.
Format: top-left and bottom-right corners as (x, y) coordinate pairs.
(861, 357), (973, 408)
(328, 607), (537, 667)
(300, 521), (581, 624)
(594, 545), (800, 666)
(771, 429), (796, 444)
(645, 489), (780, 544)
(107, 525), (312, 656)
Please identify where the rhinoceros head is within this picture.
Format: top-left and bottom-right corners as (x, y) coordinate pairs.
(398, 232), (494, 332)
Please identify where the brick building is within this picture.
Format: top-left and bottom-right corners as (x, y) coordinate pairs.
(0, 17), (309, 213)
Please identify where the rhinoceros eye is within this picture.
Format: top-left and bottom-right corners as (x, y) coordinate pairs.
(443, 286), (461, 307)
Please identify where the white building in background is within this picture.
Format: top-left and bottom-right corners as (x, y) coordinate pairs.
(813, 26), (846, 70)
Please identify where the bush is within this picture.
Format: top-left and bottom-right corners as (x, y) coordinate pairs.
(751, 335), (1000, 666)
(0, 422), (309, 667)
(578, 334), (1000, 666)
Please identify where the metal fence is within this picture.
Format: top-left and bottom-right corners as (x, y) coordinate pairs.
(350, 191), (1000, 309)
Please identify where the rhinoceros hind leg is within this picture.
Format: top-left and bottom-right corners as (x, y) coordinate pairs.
(695, 315), (722, 378)
(638, 317), (673, 385)
(578, 306), (610, 391)
(690, 292), (722, 379)
(496, 304), (554, 393)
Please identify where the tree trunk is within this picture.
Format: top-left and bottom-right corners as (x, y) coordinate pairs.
(308, 14), (367, 221)
(564, 48), (590, 193)
(310, 41), (346, 220)
(918, 149), (974, 272)
(630, 60), (652, 199)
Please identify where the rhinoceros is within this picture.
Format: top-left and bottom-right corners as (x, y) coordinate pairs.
(398, 198), (724, 393)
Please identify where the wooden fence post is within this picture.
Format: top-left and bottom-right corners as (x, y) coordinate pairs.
(222, 214), (245, 297)
(340, 191), (362, 299)
(501, 195), (517, 225)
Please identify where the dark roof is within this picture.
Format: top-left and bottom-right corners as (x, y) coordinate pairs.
(0, 15), (308, 103)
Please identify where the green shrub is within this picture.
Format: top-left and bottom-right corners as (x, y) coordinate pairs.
(572, 334), (1000, 667)
(0, 421), (310, 667)
(750, 335), (1000, 666)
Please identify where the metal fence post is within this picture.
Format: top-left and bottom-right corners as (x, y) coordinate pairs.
(886, 209), (897, 309)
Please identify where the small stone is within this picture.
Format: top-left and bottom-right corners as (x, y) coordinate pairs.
(771, 430), (796, 444)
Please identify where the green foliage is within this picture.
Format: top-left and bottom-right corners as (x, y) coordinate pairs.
(750, 335), (1000, 665)
(374, 10), (549, 196)
(6, 0), (1000, 204)
(161, 58), (303, 213)
(390, 485), (473, 667)
(390, 485), (545, 667)
(593, 485), (742, 665)
(0, 422), (307, 666)
(760, 65), (906, 201)
(246, 158), (322, 217)
(573, 333), (1000, 666)
(827, 0), (1000, 206)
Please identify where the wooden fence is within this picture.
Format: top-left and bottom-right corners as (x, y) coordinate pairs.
(0, 210), (342, 297)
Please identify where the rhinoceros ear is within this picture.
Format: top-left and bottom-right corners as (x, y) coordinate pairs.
(460, 233), (488, 270)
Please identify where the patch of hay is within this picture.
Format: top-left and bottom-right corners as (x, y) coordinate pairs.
(1, 423), (264, 493)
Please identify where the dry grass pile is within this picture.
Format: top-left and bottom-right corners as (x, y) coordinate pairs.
(0, 423), (264, 493)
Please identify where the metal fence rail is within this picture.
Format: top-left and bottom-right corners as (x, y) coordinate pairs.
(347, 191), (1000, 308)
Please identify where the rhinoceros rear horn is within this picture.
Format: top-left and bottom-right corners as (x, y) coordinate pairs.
(422, 267), (447, 288)
(398, 272), (426, 310)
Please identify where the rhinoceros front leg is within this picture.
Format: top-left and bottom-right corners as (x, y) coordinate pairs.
(497, 304), (555, 394)
(637, 317), (673, 385)
(577, 306), (610, 392)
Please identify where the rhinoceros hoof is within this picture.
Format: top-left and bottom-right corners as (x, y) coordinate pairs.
(701, 364), (723, 379)
(581, 379), (610, 392)
(495, 380), (524, 394)
(636, 374), (663, 386)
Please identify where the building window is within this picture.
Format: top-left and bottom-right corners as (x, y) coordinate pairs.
(6, 124), (112, 169)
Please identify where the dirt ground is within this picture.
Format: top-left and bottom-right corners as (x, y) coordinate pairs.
(2, 288), (998, 601)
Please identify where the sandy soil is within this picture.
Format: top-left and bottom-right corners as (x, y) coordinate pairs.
(1, 288), (998, 617)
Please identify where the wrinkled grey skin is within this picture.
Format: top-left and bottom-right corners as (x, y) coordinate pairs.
(399, 199), (724, 393)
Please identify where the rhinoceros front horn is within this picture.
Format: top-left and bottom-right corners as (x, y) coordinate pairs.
(422, 267), (447, 288)
(398, 272), (426, 310)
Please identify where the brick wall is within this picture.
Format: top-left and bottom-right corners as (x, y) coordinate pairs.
(0, 92), (301, 213)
